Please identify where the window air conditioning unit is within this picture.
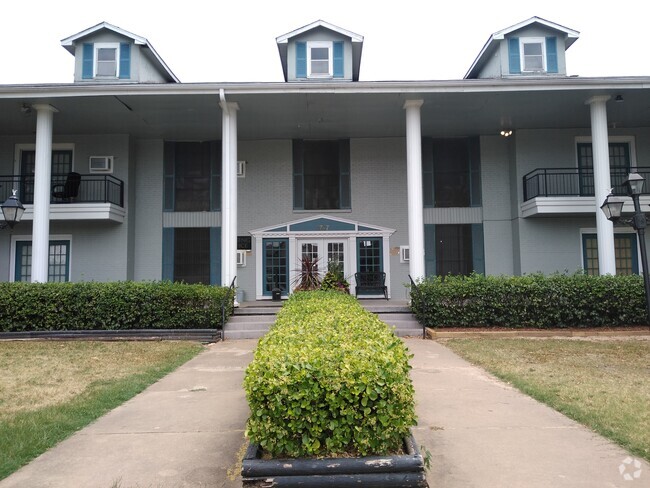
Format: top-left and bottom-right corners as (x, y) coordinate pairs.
(400, 246), (410, 263)
(236, 250), (246, 266)
(89, 156), (113, 173)
(237, 161), (246, 177)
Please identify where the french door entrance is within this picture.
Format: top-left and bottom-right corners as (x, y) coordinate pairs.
(298, 239), (347, 279)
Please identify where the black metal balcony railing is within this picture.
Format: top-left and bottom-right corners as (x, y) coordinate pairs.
(0, 174), (124, 207)
(523, 167), (650, 201)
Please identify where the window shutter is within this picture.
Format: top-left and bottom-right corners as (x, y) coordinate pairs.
(424, 224), (436, 277)
(471, 224), (485, 274)
(339, 139), (351, 208)
(333, 41), (344, 78)
(82, 43), (94, 79)
(422, 137), (434, 207)
(210, 227), (221, 286)
(296, 42), (307, 78)
(545, 37), (558, 73)
(162, 228), (174, 281)
(210, 141), (221, 211)
(292, 140), (304, 209)
(508, 37), (521, 74)
(163, 142), (175, 211)
(468, 137), (482, 206)
(119, 43), (131, 79)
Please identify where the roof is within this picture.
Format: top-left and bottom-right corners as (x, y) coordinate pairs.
(60, 21), (180, 83)
(275, 20), (364, 81)
(464, 16), (580, 79)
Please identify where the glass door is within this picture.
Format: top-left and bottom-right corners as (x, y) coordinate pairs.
(297, 239), (347, 282)
(263, 238), (289, 296)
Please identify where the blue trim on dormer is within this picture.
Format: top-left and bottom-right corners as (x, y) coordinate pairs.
(546, 37), (558, 73)
(296, 42), (307, 78)
(508, 38), (520, 74)
(82, 43), (94, 79)
(119, 43), (131, 79)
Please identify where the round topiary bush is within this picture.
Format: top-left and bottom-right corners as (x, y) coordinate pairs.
(243, 291), (417, 458)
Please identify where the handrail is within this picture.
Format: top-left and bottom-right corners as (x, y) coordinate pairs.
(408, 275), (426, 339)
(219, 276), (237, 341)
(522, 166), (650, 201)
(0, 173), (125, 207)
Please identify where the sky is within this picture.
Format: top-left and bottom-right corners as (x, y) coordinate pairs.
(1, 0), (648, 85)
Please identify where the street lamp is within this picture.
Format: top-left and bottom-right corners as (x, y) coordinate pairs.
(0, 190), (25, 230)
(600, 173), (650, 322)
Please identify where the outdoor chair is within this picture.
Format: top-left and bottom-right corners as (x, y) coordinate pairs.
(354, 271), (388, 299)
(52, 172), (81, 202)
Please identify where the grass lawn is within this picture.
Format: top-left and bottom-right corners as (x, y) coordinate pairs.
(442, 338), (650, 463)
(0, 340), (203, 480)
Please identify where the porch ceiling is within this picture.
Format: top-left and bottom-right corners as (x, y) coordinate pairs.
(1, 80), (648, 141)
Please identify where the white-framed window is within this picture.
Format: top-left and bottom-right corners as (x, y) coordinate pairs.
(94, 43), (120, 78)
(400, 245), (410, 263)
(237, 250), (247, 267)
(308, 41), (332, 77)
(580, 229), (639, 276)
(89, 156), (113, 174)
(10, 235), (72, 282)
(520, 38), (546, 72)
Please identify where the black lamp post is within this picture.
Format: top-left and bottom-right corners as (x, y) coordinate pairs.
(600, 173), (650, 323)
(0, 190), (25, 230)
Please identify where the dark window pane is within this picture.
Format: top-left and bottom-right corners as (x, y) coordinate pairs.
(174, 228), (210, 284)
(358, 238), (382, 273)
(174, 142), (212, 211)
(433, 139), (470, 207)
(264, 240), (288, 293)
(303, 141), (341, 209)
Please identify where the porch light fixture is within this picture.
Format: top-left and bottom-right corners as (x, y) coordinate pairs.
(0, 190), (25, 230)
(600, 173), (650, 322)
(500, 130), (513, 137)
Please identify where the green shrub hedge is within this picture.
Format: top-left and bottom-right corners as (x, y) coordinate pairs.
(410, 273), (647, 328)
(244, 291), (416, 458)
(0, 281), (234, 332)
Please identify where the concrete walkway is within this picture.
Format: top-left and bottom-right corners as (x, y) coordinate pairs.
(1, 338), (649, 487)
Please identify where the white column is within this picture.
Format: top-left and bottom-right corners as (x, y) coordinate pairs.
(31, 104), (58, 283)
(403, 99), (425, 281)
(220, 100), (239, 290)
(586, 95), (616, 275)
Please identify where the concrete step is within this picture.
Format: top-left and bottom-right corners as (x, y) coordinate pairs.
(224, 328), (270, 340)
(375, 312), (424, 338)
(226, 321), (274, 332)
(362, 304), (411, 313)
(234, 307), (281, 316)
(229, 315), (276, 324)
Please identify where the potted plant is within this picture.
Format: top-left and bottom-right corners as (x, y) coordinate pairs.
(320, 260), (350, 294)
(291, 255), (322, 291)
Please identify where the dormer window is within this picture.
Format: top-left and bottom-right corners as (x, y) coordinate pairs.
(81, 41), (131, 80)
(521, 38), (545, 72)
(507, 36), (558, 75)
(295, 40), (344, 79)
(308, 42), (333, 77)
(95, 43), (119, 77)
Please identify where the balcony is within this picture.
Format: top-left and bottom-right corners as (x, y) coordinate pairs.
(521, 167), (650, 217)
(0, 174), (125, 222)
